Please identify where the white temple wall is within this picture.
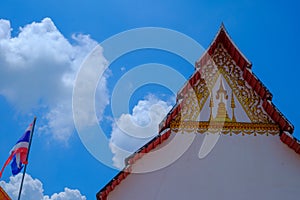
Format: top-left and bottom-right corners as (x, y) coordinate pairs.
(108, 132), (300, 200)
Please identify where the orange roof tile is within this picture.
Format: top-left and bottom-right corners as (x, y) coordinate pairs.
(0, 186), (11, 200)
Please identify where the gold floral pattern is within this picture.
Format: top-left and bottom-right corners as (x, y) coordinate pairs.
(170, 121), (279, 136)
(212, 43), (273, 123)
(172, 42), (276, 135)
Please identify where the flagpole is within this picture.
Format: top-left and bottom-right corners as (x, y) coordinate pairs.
(17, 117), (37, 200)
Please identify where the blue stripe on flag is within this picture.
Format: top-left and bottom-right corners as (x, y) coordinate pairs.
(11, 155), (23, 176)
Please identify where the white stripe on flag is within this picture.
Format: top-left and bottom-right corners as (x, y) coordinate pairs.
(9, 142), (29, 154)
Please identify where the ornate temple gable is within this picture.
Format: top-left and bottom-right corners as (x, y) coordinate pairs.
(208, 43), (273, 124)
(166, 25), (293, 137)
(170, 41), (280, 136)
(196, 23), (252, 72)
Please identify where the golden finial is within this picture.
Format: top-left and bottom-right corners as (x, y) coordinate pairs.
(231, 92), (236, 108)
(214, 78), (230, 122)
(231, 92), (236, 122)
(209, 93), (214, 108)
(209, 93), (214, 121)
(216, 79), (228, 102)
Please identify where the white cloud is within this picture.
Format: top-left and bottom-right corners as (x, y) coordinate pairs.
(0, 18), (109, 142)
(0, 19), (11, 39)
(0, 173), (43, 200)
(109, 95), (173, 169)
(44, 188), (86, 200)
(0, 173), (86, 200)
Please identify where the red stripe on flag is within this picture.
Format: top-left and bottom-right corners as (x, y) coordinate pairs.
(0, 154), (14, 178)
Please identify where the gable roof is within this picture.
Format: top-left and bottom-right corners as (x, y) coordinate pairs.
(96, 24), (297, 200)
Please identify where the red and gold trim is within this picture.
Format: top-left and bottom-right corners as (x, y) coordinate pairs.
(170, 121), (280, 136)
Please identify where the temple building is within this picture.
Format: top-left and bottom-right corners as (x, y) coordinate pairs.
(97, 25), (299, 200)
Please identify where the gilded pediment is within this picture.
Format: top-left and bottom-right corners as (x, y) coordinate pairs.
(171, 43), (279, 136)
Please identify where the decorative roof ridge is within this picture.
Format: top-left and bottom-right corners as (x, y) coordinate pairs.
(177, 24), (253, 104)
(196, 23), (252, 70)
(218, 24), (252, 66)
(242, 67), (273, 101)
(280, 131), (300, 154)
(262, 99), (294, 133)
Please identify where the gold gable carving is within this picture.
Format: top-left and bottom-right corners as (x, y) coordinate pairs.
(171, 43), (278, 136)
(211, 43), (273, 123)
(171, 121), (279, 136)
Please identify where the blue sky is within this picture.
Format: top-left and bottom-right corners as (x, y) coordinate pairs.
(0, 1), (299, 199)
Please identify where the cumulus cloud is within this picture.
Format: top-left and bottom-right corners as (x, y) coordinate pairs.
(0, 173), (86, 200)
(44, 188), (86, 200)
(0, 19), (11, 39)
(109, 95), (173, 169)
(0, 18), (109, 142)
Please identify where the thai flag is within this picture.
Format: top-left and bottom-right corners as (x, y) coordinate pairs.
(0, 123), (33, 178)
